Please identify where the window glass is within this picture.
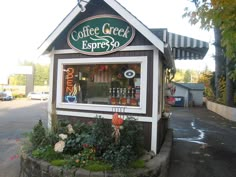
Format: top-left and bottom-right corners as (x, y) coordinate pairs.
(63, 63), (141, 106)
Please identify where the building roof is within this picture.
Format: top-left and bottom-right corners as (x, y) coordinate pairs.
(38, 0), (208, 66)
(151, 29), (209, 60)
(38, 0), (165, 55)
(175, 83), (205, 90)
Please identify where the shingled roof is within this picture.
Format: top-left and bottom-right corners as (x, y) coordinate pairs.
(175, 83), (205, 90)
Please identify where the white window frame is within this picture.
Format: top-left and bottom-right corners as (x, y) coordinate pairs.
(57, 56), (147, 114)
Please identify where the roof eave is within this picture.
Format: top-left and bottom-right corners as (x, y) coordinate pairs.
(104, 0), (164, 53)
(37, 0), (165, 56)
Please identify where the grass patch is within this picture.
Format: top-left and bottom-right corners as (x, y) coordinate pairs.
(84, 161), (112, 172)
(51, 159), (67, 166)
(129, 160), (145, 169)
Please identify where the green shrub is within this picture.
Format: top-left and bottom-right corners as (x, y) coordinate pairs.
(129, 160), (145, 169)
(32, 146), (63, 161)
(63, 133), (84, 155)
(85, 117), (113, 156)
(120, 117), (144, 157)
(12, 93), (25, 99)
(101, 117), (144, 169)
(30, 120), (47, 149)
(102, 144), (134, 169)
(28, 116), (145, 171)
(66, 144), (96, 168)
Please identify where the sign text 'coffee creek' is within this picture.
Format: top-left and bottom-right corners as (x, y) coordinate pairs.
(67, 15), (135, 55)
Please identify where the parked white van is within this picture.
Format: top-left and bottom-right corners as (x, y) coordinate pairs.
(27, 92), (49, 100)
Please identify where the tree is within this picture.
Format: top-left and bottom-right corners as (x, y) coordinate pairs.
(173, 69), (185, 82)
(184, 0), (236, 106)
(185, 0), (236, 63)
(34, 64), (49, 85)
(198, 69), (215, 99)
(9, 74), (26, 85)
(173, 69), (199, 83)
(9, 62), (49, 86)
(184, 70), (192, 82)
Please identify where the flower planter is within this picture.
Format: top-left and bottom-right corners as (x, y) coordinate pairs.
(20, 130), (173, 177)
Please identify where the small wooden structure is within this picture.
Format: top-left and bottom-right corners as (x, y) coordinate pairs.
(174, 83), (205, 107)
(38, 0), (208, 153)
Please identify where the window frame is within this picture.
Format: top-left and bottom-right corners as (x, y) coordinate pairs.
(56, 56), (147, 114)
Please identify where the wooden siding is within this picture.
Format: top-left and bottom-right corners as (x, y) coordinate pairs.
(156, 118), (169, 153)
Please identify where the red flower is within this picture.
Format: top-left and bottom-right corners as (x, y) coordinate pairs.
(83, 144), (89, 148)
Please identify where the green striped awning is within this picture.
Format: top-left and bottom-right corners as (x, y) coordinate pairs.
(151, 29), (209, 60)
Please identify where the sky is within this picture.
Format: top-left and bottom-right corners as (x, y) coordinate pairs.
(0, 0), (215, 78)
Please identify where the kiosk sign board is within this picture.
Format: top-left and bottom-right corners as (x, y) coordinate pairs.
(67, 15), (135, 55)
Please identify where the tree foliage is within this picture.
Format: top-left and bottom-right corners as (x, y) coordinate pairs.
(34, 63), (49, 85)
(183, 70), (192, 82)
(183, 0), (236, 79)
(173, 69), (200, 83)
(9, 61), (49, 86)
(9, 74), (26, 85)
(198, 70), (215, 99)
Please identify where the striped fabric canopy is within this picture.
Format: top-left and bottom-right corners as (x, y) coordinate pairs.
(151, 29), (209, 60)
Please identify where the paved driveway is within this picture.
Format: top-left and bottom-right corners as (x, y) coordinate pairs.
(0, 99), (48, 177)
(168, 107), (236, 177)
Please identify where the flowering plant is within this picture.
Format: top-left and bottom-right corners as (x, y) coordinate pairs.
(67, 124), (75, 134)
(28, 117), (144, 170)
(54, 140), (65, 153)
(59, 133), (67, 140)
(67, 144), (96, 168)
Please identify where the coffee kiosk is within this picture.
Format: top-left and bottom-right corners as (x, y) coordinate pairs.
(38, 0), (208, 153)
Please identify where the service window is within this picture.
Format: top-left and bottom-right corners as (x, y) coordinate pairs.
(57, 57), (147, 114)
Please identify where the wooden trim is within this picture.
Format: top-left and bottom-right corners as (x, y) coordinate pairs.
(47, 48), (55, 129)
(151, 49), (160, 153)
(53, 45), (156, 54)
(56, 56), (148, 114)
(56, 110), (153, 123)
(104, 0), (164, 53)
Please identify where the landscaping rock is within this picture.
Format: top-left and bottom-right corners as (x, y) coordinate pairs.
(63, 168), (77, 177)
(49, 166), (63, 177)
(75, 168), (90, 177)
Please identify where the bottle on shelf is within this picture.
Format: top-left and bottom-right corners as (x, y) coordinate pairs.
(121, 88), (127, 105)
(127, 87), (131, 105)
(111, 88), (117, 105)
(116, 88), (120, 105)
(108, 88), (112, 104)
(130, 88), (137, 106)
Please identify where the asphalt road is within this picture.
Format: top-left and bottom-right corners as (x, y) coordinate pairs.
(0, 99), (48, 177)
(168, 107), (236, 177)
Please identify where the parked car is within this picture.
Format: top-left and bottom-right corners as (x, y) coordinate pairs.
(0, 90), (13, 101)
(27, 92), (49, 100)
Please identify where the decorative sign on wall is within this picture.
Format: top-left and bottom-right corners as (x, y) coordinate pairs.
(64, 67), (78, 103)
(67, 14), (135, 55)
